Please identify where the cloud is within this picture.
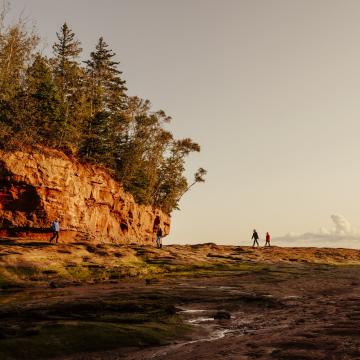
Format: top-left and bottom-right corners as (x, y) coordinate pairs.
(274, 214), (360, 249)
(330, 214), (353, 235)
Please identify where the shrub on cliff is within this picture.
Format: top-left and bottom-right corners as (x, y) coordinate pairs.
(0, 8), (206, 213)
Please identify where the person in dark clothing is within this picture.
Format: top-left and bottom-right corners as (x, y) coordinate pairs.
(49, 219), (60, 243)
(156, 227), (163, 248)
(251, 229), (259, 247)
(265, 232), (271, 247)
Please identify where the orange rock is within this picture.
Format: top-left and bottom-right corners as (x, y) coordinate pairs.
(0, 148), (170, 244)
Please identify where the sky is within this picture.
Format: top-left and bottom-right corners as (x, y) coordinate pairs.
(6, 0), (360, 248)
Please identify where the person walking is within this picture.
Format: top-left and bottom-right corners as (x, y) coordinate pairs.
(265, 232), (271, 247)
(156, 227), (163, 249)
(251, 229), (259, 247)
(49, 218), (60, 243)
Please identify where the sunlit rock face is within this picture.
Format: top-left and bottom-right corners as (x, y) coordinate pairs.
(0, 148), (170, 243)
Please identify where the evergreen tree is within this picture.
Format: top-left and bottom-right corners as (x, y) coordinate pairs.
(80, 37), (127, 168)
(24, 55), (61, 145)
(52, 22), (82, 93)
(78, 111), (115, 167)
(84, 36), (127, 115)
(52, 22), (83, 149)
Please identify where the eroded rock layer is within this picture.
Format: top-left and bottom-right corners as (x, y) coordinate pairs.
(0, 148), (170, 243)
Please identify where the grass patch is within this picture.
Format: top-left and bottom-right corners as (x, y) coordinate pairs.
(0, 321), (191, 359)
(5, 266), (39, 279)
(0, 268), (23, 288)
(159, 262), (267, 278)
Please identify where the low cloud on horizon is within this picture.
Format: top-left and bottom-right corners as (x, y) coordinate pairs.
(274, 214), (360, 249)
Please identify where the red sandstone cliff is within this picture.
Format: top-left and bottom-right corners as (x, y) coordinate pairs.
(0, 148), (170, 244)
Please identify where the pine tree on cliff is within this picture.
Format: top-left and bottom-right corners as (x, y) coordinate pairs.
(52, 22), (84, 149)
(84, 36), (127, 115)
(79, 37), (127, 166)
(24, 55), (62, 145)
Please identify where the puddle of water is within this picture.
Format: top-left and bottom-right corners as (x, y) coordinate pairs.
(179, 308), (214, 324)
(150, 328), (237, 358)
(187, 317), (214, 324)
(185, 328), (234, 344)
(178, 309), (207, 314)
(149, 306), (245, 358)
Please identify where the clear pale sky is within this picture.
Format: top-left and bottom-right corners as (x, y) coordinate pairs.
(7, 0), (360, 247)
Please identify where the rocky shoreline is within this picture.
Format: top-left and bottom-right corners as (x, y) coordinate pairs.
(1, 240), (360, 288)
(0, 240), (360, 359)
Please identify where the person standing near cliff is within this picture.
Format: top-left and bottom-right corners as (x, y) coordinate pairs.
(251, 229), (259, 247)
(265, 232), (271, 247)
(156, 227), (163, 249)
(49, 219), (60, 243)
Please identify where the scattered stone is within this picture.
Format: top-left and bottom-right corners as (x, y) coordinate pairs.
(86, 264), (105, 269)
(96, 250), (108, 256)
(164, 305), (177, 315)
(213, 310), (231, 320)
(42, 270), (58, 275)
(109, 273), (124, 280)
(49, 281), (59, 288)
(145, 278), (159, 285)
(86, 245), (96, 253)
(57, 249), (71, 254)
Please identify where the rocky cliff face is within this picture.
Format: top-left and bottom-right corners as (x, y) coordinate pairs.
(0, 148), (170, 244)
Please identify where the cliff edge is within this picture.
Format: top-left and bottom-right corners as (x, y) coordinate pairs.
(0, 148), (170, 244)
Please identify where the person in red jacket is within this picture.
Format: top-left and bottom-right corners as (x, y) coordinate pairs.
(265, 232), (271, 247)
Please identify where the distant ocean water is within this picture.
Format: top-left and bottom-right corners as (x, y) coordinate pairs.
(273, 237), (360, 250)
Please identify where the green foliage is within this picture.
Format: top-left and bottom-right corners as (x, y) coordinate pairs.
(79, 111), (115, 167)
(84, 36), (127, 114)
(0, 13), (39, 149)
(0, 13), (206, 213)
(24, 55), (62, 145)
(52, 22), (84, 149)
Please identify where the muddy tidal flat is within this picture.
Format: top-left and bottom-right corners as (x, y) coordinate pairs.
(0, 241), (360, 359)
